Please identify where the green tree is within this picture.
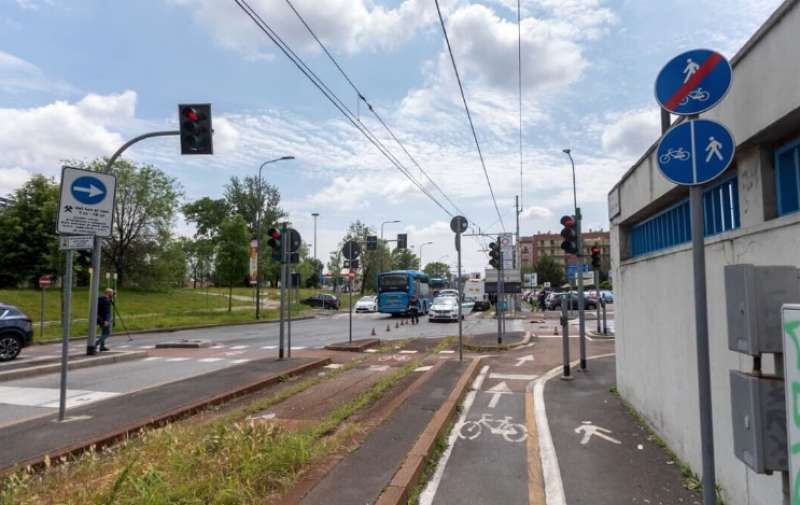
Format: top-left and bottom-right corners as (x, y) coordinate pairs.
(74, 158), (183, 287)
(0, 176), (59, 287)
(182, 197), (230, 239)
(423, 262), (451, 280)
(136, 237), (188, 290)
(535, 255), (565, 286)
(327, 250), (343, 293)
(392, 248), (419, 271)
(223, 176), (285, 237)
(215, 215), (249, 312)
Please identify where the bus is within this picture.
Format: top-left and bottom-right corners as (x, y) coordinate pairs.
(377, 270), (432, 316)
(429, 277), (447, 296)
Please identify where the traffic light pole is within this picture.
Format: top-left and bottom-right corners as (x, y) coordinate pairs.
(86, 130), (179, 355)
(576, 207), (587, 370)
(279, 222), (288, 360)
(497, 250), (505, 345)
(595, 269), (601, 333)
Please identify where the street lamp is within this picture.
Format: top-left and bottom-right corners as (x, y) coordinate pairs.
(562, 147), (586, 370)
(562, 149), (577, 213)
(380, 219), (401, 274)
(255, 156), (295, 320)
(418, 241), (433, 270)
(311, 213), (320, 261)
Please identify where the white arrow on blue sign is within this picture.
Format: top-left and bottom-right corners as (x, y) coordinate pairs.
(656, 119), (735, 186)
(655, 49), (732, 116)
(70, 176), (107, 205)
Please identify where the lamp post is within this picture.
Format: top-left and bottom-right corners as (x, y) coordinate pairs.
(379, 220), (400, 274)
(418, 241), (433, 271)
(255, 155), (294, 320)
(311, 213), (319, 261)
(562, 148), (586, 369)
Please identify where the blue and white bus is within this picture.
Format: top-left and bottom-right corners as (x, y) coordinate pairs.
(377, 270), (432, 316)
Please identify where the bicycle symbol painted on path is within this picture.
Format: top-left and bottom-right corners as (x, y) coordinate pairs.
(659, 147), (691, 164)
(457, 413), (528, 443)
(679, 87), (711, 106)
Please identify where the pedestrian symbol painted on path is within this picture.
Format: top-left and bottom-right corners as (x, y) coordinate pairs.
(655, 49), (732, 115)
(656, 118), (735, 186)
(70, 176), (107, 205)
(574, 421), (621, 446)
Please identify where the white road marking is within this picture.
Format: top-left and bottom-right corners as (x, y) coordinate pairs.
(198, 358), (223, 363)
(324, 364), (343, 369)
(575, 421), (621, 445)
(229, 345), (249, 350)
(210, 345), (226, 349)
(364, 349), (378, 353)
(166, 357), (190, 362)
(369, 365), (390, 372)
(231, 359), (250, 364)
(224, 351), (245, 356)
(514, 355), (535, 367)
(414, 365), (433, 372)
(0, 386), (120, 409)
(489, 373), (538, 381)
(260, 345), (277, 350)
(419, 364), (489, 505)
(486, 381), (512, 409)
(137, 345), (154, 349)
(291, 346), (307, 350)
(439, 350), (455, 354)
(144, 357), (163, 361)
(54, 415), (93, 423)
(399, 350), (418, 354)
(118, 345), (132, 349)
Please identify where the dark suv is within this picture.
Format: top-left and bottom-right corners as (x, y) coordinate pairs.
(0, 304), (34, 361)
(300, 294), (340, 310)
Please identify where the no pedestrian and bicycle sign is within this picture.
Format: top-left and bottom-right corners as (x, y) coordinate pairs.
(57, 167), (116, 238)
(656, 118), (735, 185)
(655, 49), (732, 115)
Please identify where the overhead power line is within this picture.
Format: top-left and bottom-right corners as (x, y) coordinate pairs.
(282, 0), (472, 223)
(433, 0), (505, 232)
(232, 0), (454, 217)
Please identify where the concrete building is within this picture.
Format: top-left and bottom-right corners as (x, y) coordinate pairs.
(520, 230), (610, 270)
(609, 2), (800, 504)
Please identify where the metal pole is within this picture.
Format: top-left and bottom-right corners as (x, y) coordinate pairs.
(312, 213), (319, 261)
(576, 207), (586, 369)
(86, 130), (179, 355)
(690, 185), (717, 505)
(40, 287), (45, 340)
(349, 276), (353, 344)
(595, 269), (601, 333)
(499, 250), (505, 343)
(279, 222), (287, 359)
(602, 299), (608, 335)
(59, 250), (73, 421)
(288, 264), (293, 358)
(457, 232), (463, 361)
(560, 299), (572, 380)
(255, 169), (262, 321)
(515, 195), (521, 312)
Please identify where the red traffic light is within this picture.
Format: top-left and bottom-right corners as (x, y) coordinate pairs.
(560, 215), (575, 227)
(182, 107), (200, 121)
(267, 228), (281, 241)
(591, 245), (600, 255)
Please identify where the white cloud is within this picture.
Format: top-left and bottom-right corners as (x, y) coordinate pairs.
(600, 107), (661, 159)
(0, 167), (33, 197)
(520, 205), (551, 220)
(0, 50), (76, 95)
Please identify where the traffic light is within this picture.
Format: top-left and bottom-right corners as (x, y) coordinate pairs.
(591, 245), (601, 269)
(179, 104), (213, 155)
(367, 235), (378, 250)
(267, 227), (282, 262)
(397, 233), (407, 250)
(350, 258), (360, 270)
(488, 241), (501, 269)
(560, 215), (578, 255)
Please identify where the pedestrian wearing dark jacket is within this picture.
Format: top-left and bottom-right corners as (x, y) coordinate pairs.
(97, 288), (114, 351)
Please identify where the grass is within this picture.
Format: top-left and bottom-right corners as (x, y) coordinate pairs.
(407, 416), (455, 505)
(608, 386), (726, 505)
(0, 287), (313, 343)
(0, 356), (423, 505)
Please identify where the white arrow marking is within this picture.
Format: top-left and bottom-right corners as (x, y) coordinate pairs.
(486, 381), (512, 409)
(515, 355), (534, 367)
(73, 184), (104, 198)
(574, 421), (621, 445)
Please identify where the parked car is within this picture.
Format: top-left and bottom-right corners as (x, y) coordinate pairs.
(547, 292), (598, 311)
(436, 289), (460, 299)
(429, 296), (462, 322)
(300, 294), (340, 310)
(600, 290), (614, 304)
(354, 295), (378, 313)
(0, 304), (33, 362)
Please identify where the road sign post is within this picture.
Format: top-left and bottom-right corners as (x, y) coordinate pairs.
(58, 250), (73, 421)
(576, 207), (586, 370)
(279, 222), (288, 359)
(451, 215), (468, 361)
(655, 48), (733, 505)
(342, 240), (361, 344)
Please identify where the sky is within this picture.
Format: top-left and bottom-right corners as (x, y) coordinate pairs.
(0, 0), (784, 274)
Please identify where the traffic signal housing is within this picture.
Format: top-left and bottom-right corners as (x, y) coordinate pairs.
(267, 227), (282, 262)
(179, 104), (213, 155)
(367, 235), (378, 250)
(560, 215), (578, 255)
(397, 233), (407, 250)
(591, 245), (601, 269)
(488, 241), (501, 269)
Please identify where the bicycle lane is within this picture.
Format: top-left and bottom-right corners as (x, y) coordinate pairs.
(421, 347), (539, 505)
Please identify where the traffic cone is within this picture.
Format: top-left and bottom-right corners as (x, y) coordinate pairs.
(386, 324), (391, 332)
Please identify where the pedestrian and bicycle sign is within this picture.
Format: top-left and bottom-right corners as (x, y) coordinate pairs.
(57, 167), (116, 238)
(59, 235), (94, 250)
(656, 119), (734, 185)
(655, 49), (732, 115)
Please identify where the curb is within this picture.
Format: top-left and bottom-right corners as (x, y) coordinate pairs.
(0, 351), (147, 382)
(324, 338), (381, 352)
(375, 357), (482, 505)
(8, 357), (330, 476)
(463, 331), (532, 352)
(33, 315), (317, 346)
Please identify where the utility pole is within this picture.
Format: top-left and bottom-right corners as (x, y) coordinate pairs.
(563, 149), (587, 370)
(515, 195), (521, 312)
(279, 222), (288, 360)
(311, 212), (319, 261)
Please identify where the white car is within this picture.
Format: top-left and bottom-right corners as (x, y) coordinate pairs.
(354, 295), (378, 313)
(429, 296), (462, 322)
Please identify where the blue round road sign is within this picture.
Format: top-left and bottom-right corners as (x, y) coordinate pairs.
(656, 119), (735, 186)
(70, 176), (107, 205)
(655, 49), (732, 115)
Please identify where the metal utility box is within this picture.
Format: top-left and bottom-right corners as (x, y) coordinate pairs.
(730, 370), (787, 473)
(725, 264), (800, 355)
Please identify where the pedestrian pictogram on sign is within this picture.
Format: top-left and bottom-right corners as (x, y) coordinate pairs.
(655, 49), (732, 115)
(656, 119), (735, 186)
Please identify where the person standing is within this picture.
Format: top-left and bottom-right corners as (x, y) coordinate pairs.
(97, 288), (114, 351)
(409, 294), (419, 325)
(538, 290), (547, 312)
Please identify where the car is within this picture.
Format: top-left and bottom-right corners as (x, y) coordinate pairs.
(354, 295), (378, 313)
(0, 304), (33, 362)
(429, 296), (461, 322)
(547, 292), (598, 311)
(435, 289), (460, 299)
(300, 293), (340, 310)
(600, 290), (614, 304)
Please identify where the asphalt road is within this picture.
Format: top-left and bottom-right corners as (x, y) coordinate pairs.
(0, 312), (521, 429)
